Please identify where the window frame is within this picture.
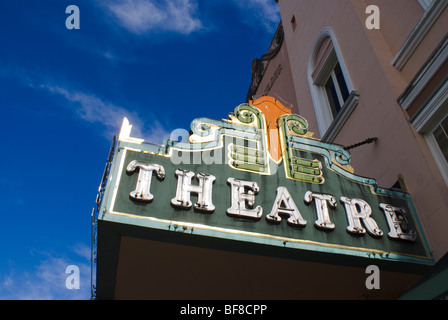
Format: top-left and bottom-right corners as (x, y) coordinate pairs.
(392, 0), (448, 70)
(412, 79), (448, 186)
(308, 27), (358, 142)
(432, 116), (448, 162)
(418, 0), (435, 11)
(326, 63), (350, 115)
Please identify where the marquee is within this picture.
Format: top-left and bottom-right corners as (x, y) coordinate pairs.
(98, 96), (433, 266)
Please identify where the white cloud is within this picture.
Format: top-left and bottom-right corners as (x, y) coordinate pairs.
(95, 0), (279, 38)
(232, 0), (280, 33)
(42, 84), (134, 136)
(16, 69), (171, 144)
(103, 0), (203, 35)
(44, 83), (172, 143)
(0, 244), (91, 300)
(10, 66), (173, 145)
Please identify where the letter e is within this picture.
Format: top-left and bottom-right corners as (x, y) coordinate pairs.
(365, 5), (380, 30)
(66, 5), (80, 30)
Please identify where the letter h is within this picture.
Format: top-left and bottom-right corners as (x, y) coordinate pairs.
(171, 169), (216, 212)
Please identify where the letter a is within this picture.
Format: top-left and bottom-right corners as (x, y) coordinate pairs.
(66, 5), (80, 30)
(267, 187), (306, 227)
(365, 5), (380, 30)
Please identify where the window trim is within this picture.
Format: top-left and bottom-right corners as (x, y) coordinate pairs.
(322, 91), (360, 143)
(418, 0), (435, 11)
(308, 27), (357, 141)
(432, 117), (448, 163)
(411, 78), (448, 133)
(412, 79), (448, 186)
(392, 0), (448, 71)
(425, 126), (448, 187)
(329, 70), (345, 107)
(398, 34), (448, 110)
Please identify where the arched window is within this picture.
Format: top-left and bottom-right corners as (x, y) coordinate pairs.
(308, 28), (359, 142)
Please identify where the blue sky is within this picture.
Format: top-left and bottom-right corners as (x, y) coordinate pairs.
(0, 0), (280, 299)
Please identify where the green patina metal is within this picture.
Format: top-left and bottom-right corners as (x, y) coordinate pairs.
(98, 100), (434, 268)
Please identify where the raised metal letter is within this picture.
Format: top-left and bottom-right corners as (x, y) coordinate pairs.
(171, 169), (216, 212)
(127, 161), (165, 201)
(304, 191), (337, 230)
(379, 204), (416, 242)
(340, 196), (383, 237)
(227, 178), (262, 219)
(267, 187), (307, 227)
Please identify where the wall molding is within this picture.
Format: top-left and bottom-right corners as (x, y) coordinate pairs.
(418, 0), (435, 11)
(392, 0), (448, 71)
(411, 78), (448, 134)
(398, 33), (448, 110)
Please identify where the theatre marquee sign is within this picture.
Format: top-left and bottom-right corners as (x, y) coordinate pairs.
(98, 97), (432, 265)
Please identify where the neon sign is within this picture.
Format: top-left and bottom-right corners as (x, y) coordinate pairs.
(125, 161), (416, 242)
(99, 96), (432, 264)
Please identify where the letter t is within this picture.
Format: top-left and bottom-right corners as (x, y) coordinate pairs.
(127, 160), (165, 201)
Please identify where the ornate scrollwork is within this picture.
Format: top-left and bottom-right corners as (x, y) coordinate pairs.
(191, 119), (212, 137)
(284, 114), (308, 136)
(331, 149), (351, 167)
(234, 104), (262, 128)
(246, 23), (285, 102)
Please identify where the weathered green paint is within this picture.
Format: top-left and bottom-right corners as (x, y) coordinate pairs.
(107, 147), (428, 260)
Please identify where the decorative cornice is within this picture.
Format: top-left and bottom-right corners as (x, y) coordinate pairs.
(246, 22), (284, 102)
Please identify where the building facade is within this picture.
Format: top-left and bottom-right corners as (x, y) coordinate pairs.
(249, 0), (448, 263)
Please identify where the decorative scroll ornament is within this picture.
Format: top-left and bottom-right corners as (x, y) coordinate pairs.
(278, 114), (325, 184)
(120, 96), (363, 187)
(228, 104), (270, 174)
